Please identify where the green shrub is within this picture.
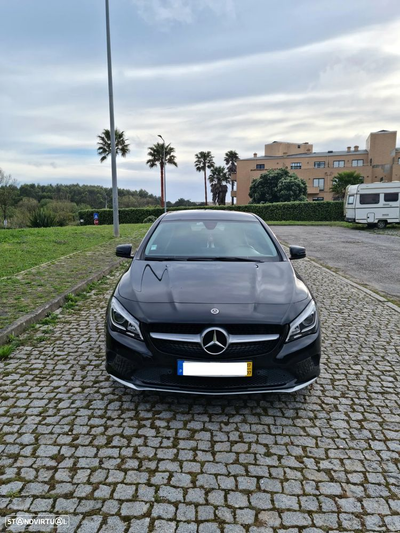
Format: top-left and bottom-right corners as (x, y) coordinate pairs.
(143, 215), (158, 224)
(78, 201), (344, 225)
(29, 209), (57, 228)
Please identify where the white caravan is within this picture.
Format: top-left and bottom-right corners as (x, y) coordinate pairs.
(344, 182), (400, 229)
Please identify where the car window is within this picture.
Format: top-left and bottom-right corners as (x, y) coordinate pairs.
(144, 219), (280, 260)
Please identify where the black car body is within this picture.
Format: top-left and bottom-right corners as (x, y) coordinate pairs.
(106, 210), (321, 395)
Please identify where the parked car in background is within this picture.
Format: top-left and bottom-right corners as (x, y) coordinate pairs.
(105, 210), (321, 395)
(345, 181), (400, 228)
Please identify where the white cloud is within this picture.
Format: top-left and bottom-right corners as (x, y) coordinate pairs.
(131, 0), (236, 24)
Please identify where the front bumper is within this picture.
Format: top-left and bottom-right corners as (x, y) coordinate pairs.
(105, 321), (321, 395)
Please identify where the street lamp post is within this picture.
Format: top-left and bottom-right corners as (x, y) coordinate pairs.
(105, 0), (119, 237)
(158, 135), (167, 213)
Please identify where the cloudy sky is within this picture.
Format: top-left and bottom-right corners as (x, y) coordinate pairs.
(1, 0), (400, 201)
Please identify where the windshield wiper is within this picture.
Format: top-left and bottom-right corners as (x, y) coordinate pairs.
(186, 256), (264, 263)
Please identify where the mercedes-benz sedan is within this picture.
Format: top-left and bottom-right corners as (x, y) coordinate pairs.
(106, 210), (321, 395)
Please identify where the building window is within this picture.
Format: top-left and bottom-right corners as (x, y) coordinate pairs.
(313, 178), (325, 191)
(314, 161), (325, 168)
(398, 157), (400, 164)
(333, 160), (345, 168)
(384, 192), (399, 202)
(291, 162), (301, 169)
(360, 193), (380, 205)
(352, 159), (364, 167)
(255, 164), (265, 170)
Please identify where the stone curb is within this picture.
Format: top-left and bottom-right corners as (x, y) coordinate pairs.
(0, 258), (125, 346)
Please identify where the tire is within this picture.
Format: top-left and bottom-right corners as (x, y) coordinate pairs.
(376, 220), (387, 229)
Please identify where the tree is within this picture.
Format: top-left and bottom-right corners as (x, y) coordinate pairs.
(224, 150), (239, 174)
(146, 142), (178, 208)
(224, 150), (239, 205)
(194, 151), (215, 205)
(249, 168), (305, 203)
(276, 176), (307, 202)
(330, 170), (363, 199)
(0, 169), (18, 227)
(208, 166), (230, 205)
(97, 129), (130, 163)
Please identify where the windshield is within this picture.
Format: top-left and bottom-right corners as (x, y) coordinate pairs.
(144, 219), (280, 261)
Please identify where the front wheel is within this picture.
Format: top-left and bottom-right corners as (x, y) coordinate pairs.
(376, 220), (387, 229)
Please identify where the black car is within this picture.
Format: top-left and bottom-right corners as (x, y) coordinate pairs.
(106, 210), (321, 395)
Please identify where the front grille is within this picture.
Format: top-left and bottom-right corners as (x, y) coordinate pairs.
(143, 323), (285, 360)
(150, 338), (279, 358)
(135, 367), (294, 390)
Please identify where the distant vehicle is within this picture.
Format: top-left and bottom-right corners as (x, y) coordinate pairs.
(344, 181), (400, 229)
(105, 210), (321, 395)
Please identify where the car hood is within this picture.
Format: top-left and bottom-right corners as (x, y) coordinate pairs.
(116, 260), (311, 325)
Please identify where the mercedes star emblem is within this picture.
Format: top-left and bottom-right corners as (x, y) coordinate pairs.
(201, 327), (229, 355)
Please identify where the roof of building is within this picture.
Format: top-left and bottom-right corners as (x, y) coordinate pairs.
(240, 149), (368, 161)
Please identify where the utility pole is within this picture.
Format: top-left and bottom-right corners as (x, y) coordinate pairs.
(105, 0), (119, 237)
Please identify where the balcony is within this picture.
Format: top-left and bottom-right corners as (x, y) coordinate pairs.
(307, 186), (321, 195)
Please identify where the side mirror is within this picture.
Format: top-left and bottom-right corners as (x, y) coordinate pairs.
(116, 244), (133, 258)
(289, 245), (306, 260)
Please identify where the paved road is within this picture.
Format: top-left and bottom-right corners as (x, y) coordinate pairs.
(1, 260), (399, 532)
(271, 226), (400, 303)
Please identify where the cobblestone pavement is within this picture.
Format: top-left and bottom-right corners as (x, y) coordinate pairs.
(0, 258), (399, 533)
(270, 225), (400, 304)
(0, 227), (148, 331)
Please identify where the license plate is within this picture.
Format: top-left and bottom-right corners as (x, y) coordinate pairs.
(177, 360), (252, 377)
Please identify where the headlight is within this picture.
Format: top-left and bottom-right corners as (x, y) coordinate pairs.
(109, 297), (143, 340)
(286, 300), (318, 342)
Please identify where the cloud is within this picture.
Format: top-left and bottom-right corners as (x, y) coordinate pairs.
(1, 4), (400, 202)
(131, 0), (236, 24)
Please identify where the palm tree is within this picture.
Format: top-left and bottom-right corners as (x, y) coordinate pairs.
(97, 129), (130, 163)
(208, 166), (230, 205)
(330, 170), (363, 199)
(224, 150), (239, 174)
(194, 151), (215, 205)
(224, 150), (239, 205)
(146, 142), (178, 208)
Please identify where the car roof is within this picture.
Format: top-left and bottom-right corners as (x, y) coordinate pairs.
(163, 209), (258, 221)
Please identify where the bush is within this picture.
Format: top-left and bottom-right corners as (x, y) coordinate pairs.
(78, 201), (344, 225)
(9, 198), (39, 228)
(29, 209), (57, 228)
(142, 215), (158, 224)
(46, 200), (79, 226)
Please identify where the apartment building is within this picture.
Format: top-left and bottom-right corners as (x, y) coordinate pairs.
(232, 130), (400, 204)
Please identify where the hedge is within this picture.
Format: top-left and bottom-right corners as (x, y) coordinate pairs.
(78, 201), (344, 225)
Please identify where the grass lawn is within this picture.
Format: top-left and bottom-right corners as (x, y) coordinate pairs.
(0, 224), (149, 277)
